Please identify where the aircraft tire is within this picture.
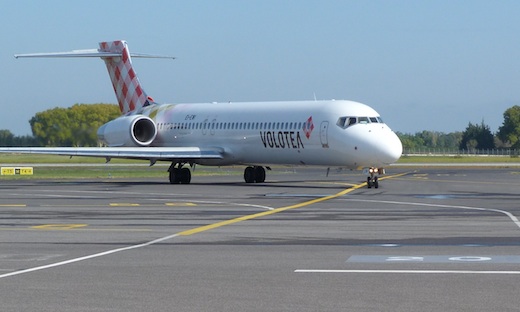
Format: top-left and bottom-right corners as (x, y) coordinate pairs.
(244, 166), (255, 183)
(169, 168), (181, 184)
(179, 167), (191, 184)
(254, 166), (266, 183)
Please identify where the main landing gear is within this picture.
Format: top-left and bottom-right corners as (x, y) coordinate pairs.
(168, 163), (268, 184)
(168, 162), (192, 184)
(365, 167), (385, 189)
(243, 166), (266, 183)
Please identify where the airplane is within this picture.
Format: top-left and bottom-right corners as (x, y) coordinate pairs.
(1, 40), (402, 188)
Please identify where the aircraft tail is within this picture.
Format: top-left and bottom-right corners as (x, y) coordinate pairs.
(15, 40), (174, 114)
(99, 41), (149, 114)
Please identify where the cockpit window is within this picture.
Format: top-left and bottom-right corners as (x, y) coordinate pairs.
(336, 116), (384, 129)
(358, 117), (369, 124)
(336, 117), (347, 128)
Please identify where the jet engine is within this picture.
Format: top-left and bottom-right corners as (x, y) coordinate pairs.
(97, 115), (157, 147)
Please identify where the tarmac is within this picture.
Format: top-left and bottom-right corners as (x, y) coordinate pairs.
(1, 166), (520, 311)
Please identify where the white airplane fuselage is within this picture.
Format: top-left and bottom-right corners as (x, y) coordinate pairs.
(136, 99), (402, 169)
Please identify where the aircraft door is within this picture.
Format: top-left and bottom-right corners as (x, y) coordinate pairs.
(320, 121), (329, 148)
(210, 119), (217, 135)
(202, 119), (208, 135)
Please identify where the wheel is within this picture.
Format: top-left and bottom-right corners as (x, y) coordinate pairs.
(254, 166), (266, 183)
(179, 167), (191, 184)
(169, 168), (180, 184)
(244, 166), (255, 183)
(367, 176), (372, 188)
(374, 176), (379, 189)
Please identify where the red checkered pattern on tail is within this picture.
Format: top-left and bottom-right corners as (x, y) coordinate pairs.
(99, 41), (148, 114)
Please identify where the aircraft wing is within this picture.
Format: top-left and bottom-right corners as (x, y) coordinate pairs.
(0, 147), (224, 162)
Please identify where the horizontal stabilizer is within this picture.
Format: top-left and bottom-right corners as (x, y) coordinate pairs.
(15, 40), (174, 114)
(14, 49), (174, 59)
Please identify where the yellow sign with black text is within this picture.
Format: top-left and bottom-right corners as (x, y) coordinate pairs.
(1, 167), (33, 175)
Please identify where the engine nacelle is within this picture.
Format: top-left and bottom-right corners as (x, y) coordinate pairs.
(97, 115), (157, 147)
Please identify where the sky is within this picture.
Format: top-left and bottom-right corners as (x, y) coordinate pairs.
(1, 0), (520, 136)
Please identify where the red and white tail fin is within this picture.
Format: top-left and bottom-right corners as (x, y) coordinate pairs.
(99, 41), (149, 114)
(15, 40), (174, 115)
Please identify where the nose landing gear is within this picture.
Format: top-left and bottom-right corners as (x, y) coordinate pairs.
(367, 175), (378, 188)
(365, 167), (385, 189)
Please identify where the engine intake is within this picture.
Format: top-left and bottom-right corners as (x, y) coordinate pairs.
(97, 115), (157, 147)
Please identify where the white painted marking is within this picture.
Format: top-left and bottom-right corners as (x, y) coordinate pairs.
(147, 199), (274, 211)
(348, 255), (520, 263)
(0, 192), (274, 279)
(0, 254), (63, 261)
(3, 193), (99, 199)
(226, 202), (275, 211)
(295, 269), (520, 274)
(449, 256), (491, 262)
(5, 188), (275, 211)
(340, 198), (520, 230)
(386, 256), (424, 262)
(0, 233), (179, 279)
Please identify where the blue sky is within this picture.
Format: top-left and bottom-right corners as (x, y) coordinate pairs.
(1, 0), (519, 135)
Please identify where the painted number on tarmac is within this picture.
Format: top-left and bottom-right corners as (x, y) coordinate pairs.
(347, 255), (520, 263)
(385, 256), (491, 262)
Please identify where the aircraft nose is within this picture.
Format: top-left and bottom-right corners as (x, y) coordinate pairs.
(380, 130), (403, 164)
(371, 128), (403, 166)
(348, 125), (403, 167)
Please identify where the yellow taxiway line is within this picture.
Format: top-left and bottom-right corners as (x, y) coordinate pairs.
(178, 172), (409, 236)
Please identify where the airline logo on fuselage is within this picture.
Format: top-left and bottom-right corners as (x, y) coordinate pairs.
(259, 116), (314, 149)
(303, 116), (314, 139)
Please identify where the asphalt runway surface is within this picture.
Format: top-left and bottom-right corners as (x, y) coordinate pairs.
(1, 166), (520, 311)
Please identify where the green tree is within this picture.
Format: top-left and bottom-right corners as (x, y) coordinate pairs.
(0, 130), (39, 147)
(396, 132), (424, 149)
(436, 132), (463, 149)
(459, 121), (495, 151)
(0, 129), (14, 146)
(397, 131), (462, 150)
(30, 103), (120, 147)
(13, 135), (39, 146)
(497, 105), (520, 149)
